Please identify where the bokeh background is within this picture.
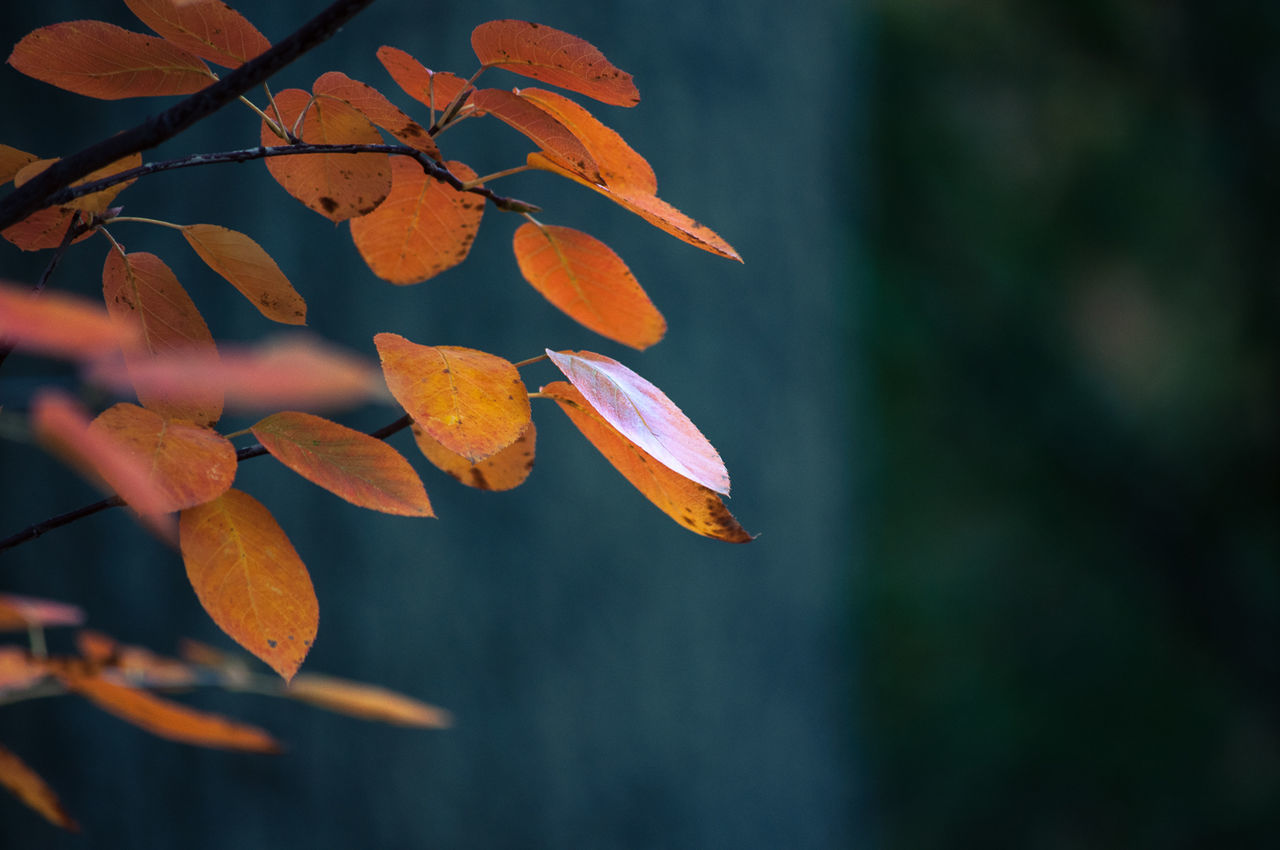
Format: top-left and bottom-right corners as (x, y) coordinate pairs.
(2, 0), (1279, 848)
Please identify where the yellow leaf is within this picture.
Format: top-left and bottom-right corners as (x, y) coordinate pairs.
(182, 224), (306, 325)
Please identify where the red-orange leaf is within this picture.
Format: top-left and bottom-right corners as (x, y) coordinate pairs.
(124, 0), (270, 68)
(0, 647), (49, 694)
(512, 222), (665, 349)
(0, 279), (140, 359)
(0, 594), (84, 631)
(471, 20), (639, 107)
(60, 670), (280, 751)
(287, 674), (453, 727)
(262, 88), (391, 222)
(250, 411), (433, 516)
(413, 420), (535, 491)
(0, 743), (78, 831)
(543, 381), (752, 542)
(349, 158), (484, 285)
(102, 249), (223, 425)
(312, 71), (440, 159)
(0, 144), (38, 183)
(179, 489), (317, 682)
(517, 87), (656, 194)
(472, 88), (598, 180)
(376, 46), (472, 112)
(88, 403), (236, 513)
(374, 333), (530, 462)
(546, 349), (730, 494)
(7, 20), (212, 100)
(528, 151), (741, 261)
(181, 224), (306, 325)
(3, 153), (142, 251)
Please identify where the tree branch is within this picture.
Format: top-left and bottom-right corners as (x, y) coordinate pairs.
(0, 0), (378, 233)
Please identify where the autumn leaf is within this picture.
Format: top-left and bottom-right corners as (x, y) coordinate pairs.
(0, 594), (85, 631)
(0, 743), (78, 831)
(7, 20), (213, 100)
(471, 20), (639, 107)
(374, 333), (530, 462)
(528, 151), (741, 261)
(262, 88), (391, 222)
(286, 674), (453, 728)
(517, 87), (656, 194)
(543, 381), (752, 542)
(124, 0), (270, 68)
(181, 224), (307, 325)
(59, 669), (280, 752)
(472, 88), (599, 180)
(0, 647), (49, 694)
(0, 144), (38, 183)
(376, 46), (473, 112)
(0, 279), (140, 359)
(88, 403), (236, 513)
(413, 420), (535, 491)
(312, 71), (441, 159)
(180, 489), (318, 682)
(512, 222), (665, 349)
(102, 249), (223, 425)
(349, 158), (485, 285)
(2, 153), (143, 252)
(250, 411), (434, 516)
(75, 630), (196, 688)
(545, 349), (730, 494)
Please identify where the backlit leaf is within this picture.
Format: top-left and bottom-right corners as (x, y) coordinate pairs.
(13, 152), (143, 215)
(102, 249), (223, 425)
(59, 669), (280, 751)
(546, 349), (730, 494)
(0, 594), (85, 631)
(251, 411), (434, 516)
(472, 88), (598, 180)
(517, 87), (656, 193)
(413, 420), (535, 491)
(181, 224), (307, 325)
(543, 381), (752, 542)
(7, 20), (212, 100)
(88, 403), (236, 513)
(528, 151), (741, 261)
(0, 279), (140, 359)
(287, 674), (453, 727)
(124, 0), (270, 68)
(349, 158), (484, 285)
(262, 88), (391, 222)
(376, 46), (472, 112)
(312, 71), (440, 159)
(512, 222), (665, 349)
(0, 144), (38, 183)
(471, 20), (639, 107)
(3, 153), (142, 251)
(374, 333), (530, 462)
(0, 743), (78, 831)
(179, 489), (317, 682)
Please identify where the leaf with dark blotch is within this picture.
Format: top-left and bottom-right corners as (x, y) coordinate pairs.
(413, 420), (535, 491)
(287, 674), (453, 727)
(0, 743), (78, 831)
(181, 224), (307, 325)
(124, 0), (270, 68)
(543, 381), (753, 542)
(471, 20), (639, 107)
(472, 89), (599, 180)
(7, 20), (212, 100)
(517, 87), (656, 194)
(376, 46), (472, 112)
(0, 279), (140, 360)
(312, 71), (440, 159)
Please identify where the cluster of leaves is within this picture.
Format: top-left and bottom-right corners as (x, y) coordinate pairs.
(0, 0), (750, 832)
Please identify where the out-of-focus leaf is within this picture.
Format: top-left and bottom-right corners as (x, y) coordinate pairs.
(413, 420), (535, 491)
(287, 673), (453, 728)
(0, 648), (49, 694)
(471, 20), (639, 107)
(0, 743), (78, 831)
(74, 630), (196, 687)
(472, 88), (598, 180)
(0, 279), (140, 359)
(376, 46), (472, 112)
(0, 594), (85, 631)
(312, 71), (440, 158)
(124, 0), (269, 68)
(517, 87), (656, 194)
(179, 489), (317, 682)
(181, 224), (306, 325)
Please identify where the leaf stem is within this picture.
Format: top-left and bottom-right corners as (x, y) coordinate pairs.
(104, 216), (185, 230)
(512, 354), (549, 369)
(463, 165), (531, 188)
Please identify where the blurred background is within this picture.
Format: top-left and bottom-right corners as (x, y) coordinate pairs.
(1, 0), (1278, 847)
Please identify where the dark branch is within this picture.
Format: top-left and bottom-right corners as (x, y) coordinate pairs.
(0, 0), (378, 233)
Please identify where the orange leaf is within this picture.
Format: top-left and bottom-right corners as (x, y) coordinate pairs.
(471, 20), (639, 107)
(517, 87), (656, 194)
(75, 630), (197, 687)
(527, 151), (741, 261)
(0, 594), (85, 631)
(0, 144), (38, 183)
(86, 335), (385, 413)
(543, 381), (753, 542)
(349, 158), (484, 285)
(2, 153), (142, 251)
(88, 403), (236, 513)
(0, 647), (49, 694)
(0, 743), (78, 831)
(512, 222), (665, 349)
(6, 20), (212, 100)
(180, 489), (317, 682)
(472, 88), (599, 180)
(181, 224), (306, 325)
(312, 71), (440, 159)
(376, 46), (472, 112)
(546, 349), (729, 494)
(124, 0), (270, 68)
(102, 249), (223, 425)
(262, 88), (391, 221)
(413, 420), (535, 491)
(60, 669), (280, 751)
(0, 279), (140, 359)
(287, 673), (453, 727)
(374, 333), (530, 462)
(250, 411), (434, 516)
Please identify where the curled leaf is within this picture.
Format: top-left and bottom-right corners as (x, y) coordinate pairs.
(517, 87), (656, 194)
